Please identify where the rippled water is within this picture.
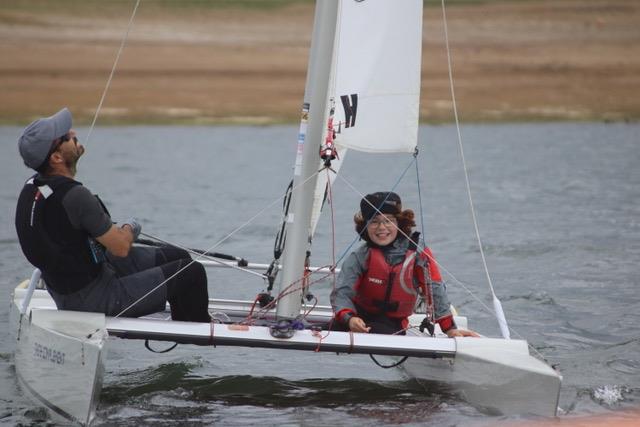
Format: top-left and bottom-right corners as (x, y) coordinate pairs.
(1, 122), (639, 425)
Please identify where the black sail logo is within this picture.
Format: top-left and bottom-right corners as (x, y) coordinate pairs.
(340, 94), (358, 128)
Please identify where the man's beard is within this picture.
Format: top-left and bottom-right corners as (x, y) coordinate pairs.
(64, 146), (83, 176)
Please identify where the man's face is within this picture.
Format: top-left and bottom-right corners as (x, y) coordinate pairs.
(54, 129), (84, 174)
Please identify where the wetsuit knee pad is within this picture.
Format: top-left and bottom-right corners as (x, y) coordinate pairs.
(155, 247), (191, 265)
(160, 259), (207, 298)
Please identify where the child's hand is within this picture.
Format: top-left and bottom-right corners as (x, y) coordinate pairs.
(446, 328), (480, 338)
(348, 316), (371, 333)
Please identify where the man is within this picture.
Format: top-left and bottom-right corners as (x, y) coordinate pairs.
(15, 108), (211, 322)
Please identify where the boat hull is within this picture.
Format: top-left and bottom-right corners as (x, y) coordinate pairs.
(11, 289), (108, 426)
(11, 288), (560, 421)
(403, 328), (561, 416)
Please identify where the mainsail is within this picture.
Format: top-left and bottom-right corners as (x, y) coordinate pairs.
(330, 0), (422, 153)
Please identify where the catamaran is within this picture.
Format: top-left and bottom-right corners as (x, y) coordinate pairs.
(10, 1), (562, 425)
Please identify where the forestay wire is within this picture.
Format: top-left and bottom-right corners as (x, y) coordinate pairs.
(440, 0), (510, 339)
(85, 0), (142, 146)
(414, 149), (427, 240)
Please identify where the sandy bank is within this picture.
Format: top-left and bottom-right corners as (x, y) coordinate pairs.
(1, 0), (639, 125)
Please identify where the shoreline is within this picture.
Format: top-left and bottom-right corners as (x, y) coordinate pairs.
(2, 0), (639, 125)
(3, 117), (635, 127)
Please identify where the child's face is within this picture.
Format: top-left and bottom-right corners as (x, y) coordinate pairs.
(366, 214), (398, 246)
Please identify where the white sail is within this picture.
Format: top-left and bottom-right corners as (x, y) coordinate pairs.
(310, 0), (422, 234)
(331, 0), (422, 154)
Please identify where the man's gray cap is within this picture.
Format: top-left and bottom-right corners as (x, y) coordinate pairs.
(18, 108), (72, 170)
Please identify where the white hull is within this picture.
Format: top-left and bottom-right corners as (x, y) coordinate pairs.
(207, 301), (561, 417)
(12, 286), (560, 424)
(11, 288), (107, 426)
(403, 325), (561, 416)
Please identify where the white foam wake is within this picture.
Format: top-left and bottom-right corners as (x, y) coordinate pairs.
(592, 385), (627, 405)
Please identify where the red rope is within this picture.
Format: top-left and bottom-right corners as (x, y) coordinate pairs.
(312, 328), (324, 352)
(237, 174), (341, 333)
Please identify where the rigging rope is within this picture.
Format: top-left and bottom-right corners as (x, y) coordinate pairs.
(139, 232), (265, 279)
(369, 354), (408, 369)
(414, 149), (428, 241)
(85, 0), (141, 146)
(334, 155), (418, 266)
(440, 0), (510, 339)
(311, 166), (340, 336)
(243, 266), (333, 325)
(332, 166), (557, 356)
(114, 168), (324, 318)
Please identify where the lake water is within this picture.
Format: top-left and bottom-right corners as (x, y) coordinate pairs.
(1, 122), (639, 426)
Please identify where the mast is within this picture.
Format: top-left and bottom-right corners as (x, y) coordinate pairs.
(274, 1), (339, 322)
